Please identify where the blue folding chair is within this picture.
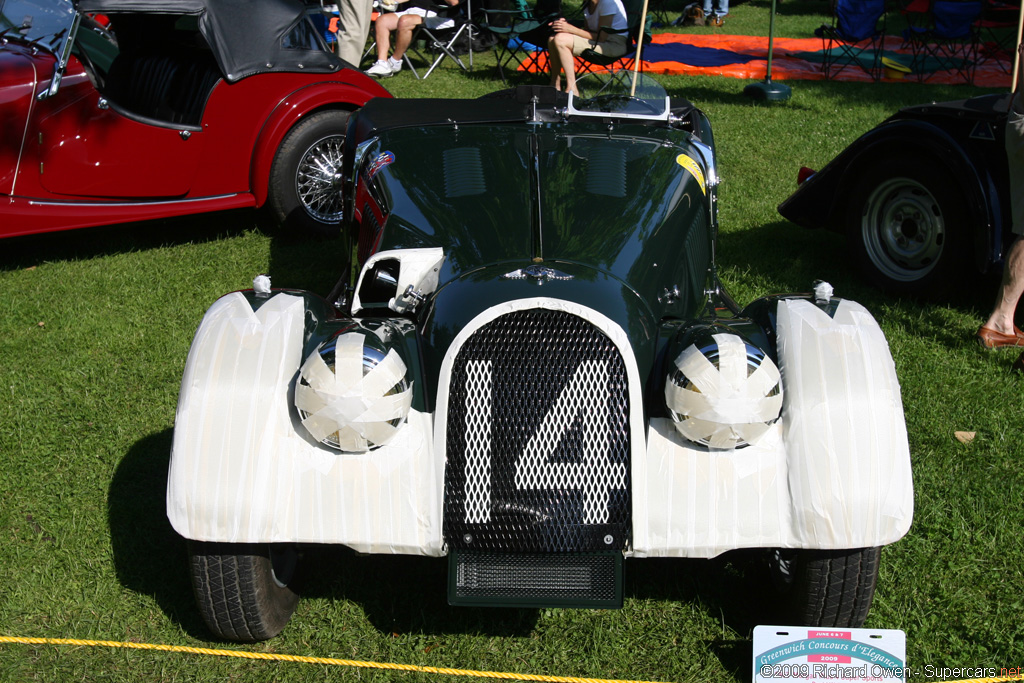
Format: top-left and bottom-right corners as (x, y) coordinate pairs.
(819, 0), (888, 81)
(903, 0), (983, 83)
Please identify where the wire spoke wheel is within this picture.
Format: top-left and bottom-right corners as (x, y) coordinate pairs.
(268, 110), (352, 235)
(296, 134), (346, 223)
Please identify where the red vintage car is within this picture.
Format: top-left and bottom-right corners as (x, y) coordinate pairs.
(0, 0), (391, 238)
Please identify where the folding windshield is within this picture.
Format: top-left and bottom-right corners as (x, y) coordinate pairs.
(567, 70), (671, 121)
(2, 0), (80, 99)
(1, 0), (75, 51)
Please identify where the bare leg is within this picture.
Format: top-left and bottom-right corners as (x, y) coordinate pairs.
(551, 33), (577, 94)
(984, 236), (1024, 334)
(375, 13), (400, 61)
(547, 36), (562, 89)
(392, 14), (423, 61)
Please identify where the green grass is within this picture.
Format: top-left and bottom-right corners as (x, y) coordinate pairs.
(2, 4), (1023, 681)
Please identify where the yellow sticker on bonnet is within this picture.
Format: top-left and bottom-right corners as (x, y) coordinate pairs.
(676, 154), (706, 195)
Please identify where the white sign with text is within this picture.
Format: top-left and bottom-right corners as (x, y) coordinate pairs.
(753, 625), (907, 683)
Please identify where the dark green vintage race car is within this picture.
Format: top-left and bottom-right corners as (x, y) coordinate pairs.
(168, 73), (914, 641)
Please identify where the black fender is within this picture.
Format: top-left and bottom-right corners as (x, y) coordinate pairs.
(740, 292), (841, 360)
(778, 118), (1008, 274)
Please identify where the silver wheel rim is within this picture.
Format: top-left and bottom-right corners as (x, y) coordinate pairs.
(295, 134), (346, 223)
(860, 176), (945, 283)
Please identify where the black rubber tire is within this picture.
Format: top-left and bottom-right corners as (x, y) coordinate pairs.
(846, 156), (967, 296)
(769, 547), (881, 628)
(267, 110), (351, 237)
(189, 541), (301, 642)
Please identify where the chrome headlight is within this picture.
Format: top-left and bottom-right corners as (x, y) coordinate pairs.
(665, 333), (782, 449)
(295, 331), (413, 452)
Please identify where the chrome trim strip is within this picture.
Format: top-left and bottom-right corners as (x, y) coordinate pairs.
(26, 193), (244, 208)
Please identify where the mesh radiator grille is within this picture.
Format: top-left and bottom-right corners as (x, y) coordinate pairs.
(443, 308), (631, 554)
(450, 551), (622, 608)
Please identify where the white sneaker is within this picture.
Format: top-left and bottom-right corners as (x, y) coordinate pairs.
(388, 56), (403, 73)
(365, 59), (394, 78)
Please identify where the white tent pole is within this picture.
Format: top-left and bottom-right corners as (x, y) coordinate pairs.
(1014, 2), (1024, 93)
(630, 0), (650, 96)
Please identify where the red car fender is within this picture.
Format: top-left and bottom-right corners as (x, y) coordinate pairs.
(248, 79), (391, 207)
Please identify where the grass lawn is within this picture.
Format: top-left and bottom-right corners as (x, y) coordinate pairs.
(1, 1), (1022, 680)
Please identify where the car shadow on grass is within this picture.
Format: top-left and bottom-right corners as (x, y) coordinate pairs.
(300, 547), (543, 637)
(107, 428), (209, 639)
(718, 219), (998, 333)
(0, 209), (265, 273)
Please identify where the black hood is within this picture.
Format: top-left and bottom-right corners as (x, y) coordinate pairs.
(77, 0), (343, 81)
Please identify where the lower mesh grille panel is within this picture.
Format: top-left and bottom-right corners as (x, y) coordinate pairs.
(449, 551), (622, 608)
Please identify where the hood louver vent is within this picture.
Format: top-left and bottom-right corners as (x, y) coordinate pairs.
(444, 148), (486, 198)
(586, 147), (627, 198)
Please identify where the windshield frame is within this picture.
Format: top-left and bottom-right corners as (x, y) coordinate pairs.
(565, 70), (672, 122)
(1, 0), (81, 98)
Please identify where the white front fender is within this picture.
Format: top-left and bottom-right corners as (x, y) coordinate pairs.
(166, 292), (444, 554)
(633, 298), (913, 557)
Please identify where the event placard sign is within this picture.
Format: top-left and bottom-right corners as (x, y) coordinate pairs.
(753, 625), (907, 683)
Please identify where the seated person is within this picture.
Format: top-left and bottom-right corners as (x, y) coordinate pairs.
(365, 0), (461, 77)
(547, 0), (628, 96)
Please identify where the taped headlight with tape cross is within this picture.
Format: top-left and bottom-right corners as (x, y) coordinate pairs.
(295, 331), (413, 452)
(665, 333), (782, 449)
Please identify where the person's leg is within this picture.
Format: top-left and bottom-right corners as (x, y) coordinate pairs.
(980, 105), (1024, 343)
(335, 0), (374, 66)
(718, 0), (729, 16)
(551, 32), (577, 94)
(374, 12), (400, 61)
(547, 35), (563, 89)
(983, 236), (1024, 335)
(391, 13), (424, 60)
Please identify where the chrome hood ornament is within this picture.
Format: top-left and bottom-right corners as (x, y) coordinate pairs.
(501, 265), (574, 283)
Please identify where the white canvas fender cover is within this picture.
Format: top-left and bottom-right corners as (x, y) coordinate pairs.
(166, 292), (444, 555)
(777, 298), (913, 546)
(635, 298), (913, 557)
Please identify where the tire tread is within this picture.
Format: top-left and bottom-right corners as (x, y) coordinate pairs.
(189, 542), (299, 642)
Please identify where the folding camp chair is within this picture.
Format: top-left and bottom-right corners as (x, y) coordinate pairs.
(478, 0), (562, 81)
(974, 0), (1018, 72)
(406, 0), (476, 78)
(576, 0), (653, 76)
(903, 0), (983, 83)
(818, 0), (888, 81)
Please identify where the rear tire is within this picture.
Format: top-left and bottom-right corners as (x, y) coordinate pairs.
(268, 110), (351, 236)
(768, 547), (881, 627)
(189, 542), (301, 642)
(847, 157), (967, 296)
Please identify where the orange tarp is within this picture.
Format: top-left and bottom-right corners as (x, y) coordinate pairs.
(522, 33), (1013, 87)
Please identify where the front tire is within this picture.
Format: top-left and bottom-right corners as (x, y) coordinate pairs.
(268, 110), (351, 236)
(847, 158), (967, 296)
(189, 542), (301, 642)
(768, 547), (881, 627)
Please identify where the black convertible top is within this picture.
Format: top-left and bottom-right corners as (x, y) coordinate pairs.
(77, 0), (344, 81)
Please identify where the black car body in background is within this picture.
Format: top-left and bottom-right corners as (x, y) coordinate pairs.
(779, 93), (1012, 295)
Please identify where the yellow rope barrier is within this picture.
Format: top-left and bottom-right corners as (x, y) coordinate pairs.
(5, 634), (1020, 683)
(0, 635), (671, 683)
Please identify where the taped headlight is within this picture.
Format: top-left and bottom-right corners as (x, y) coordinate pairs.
(665, 333), (782, 449)
(295, 332), (413, 452)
